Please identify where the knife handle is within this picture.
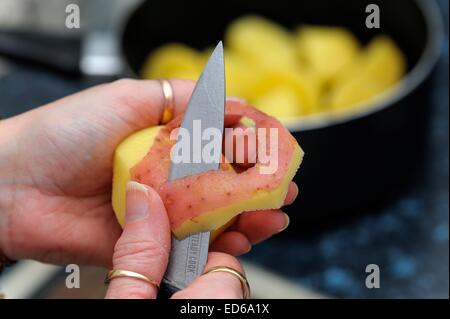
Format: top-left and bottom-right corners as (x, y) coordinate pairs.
(157, 281), (181, 299)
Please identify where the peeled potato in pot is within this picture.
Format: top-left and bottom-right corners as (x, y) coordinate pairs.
(226, 15), (298, 71)
(295, 26), (361, 84)
(327, 78), (383, 111)
(221, 49), (262, 98)
(140, 43), (203, 80)
(246, 68), (320, 114)
(139, 16), (407, 120)
(329, 35), (406, 110)
(361, 35), (406, 90)
(253, 86), (304, 119)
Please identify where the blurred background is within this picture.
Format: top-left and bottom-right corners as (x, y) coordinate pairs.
(0, 0), (448, 298)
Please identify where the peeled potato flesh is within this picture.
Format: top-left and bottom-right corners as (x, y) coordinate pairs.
(226, 15), (298, 71)
(330, 35), (406, 110)
(295, 26), (360, 83)
(112, 126), (244, 241)
(254, 86), (304, 118)
(139, 16), (406, 120)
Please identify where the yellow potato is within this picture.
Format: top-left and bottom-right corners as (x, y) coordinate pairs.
(112, 125), (303, 241)
(112, 126), (163, 227)
(361, 35), (406, 90)
(327, 78), (382, 110)
(253, 86), (304, 118)
(330, 35), (406, 110)
(139, 17), (406, 120)
(247, 68), (320, 114)
(140, 43), (203, 80)
(207, 48), (261, 98)
(295, 26), (360, 83)
(225, 15), (298, 71)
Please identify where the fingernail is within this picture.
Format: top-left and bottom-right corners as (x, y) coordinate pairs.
(292, 183), (299, 199)
(279, 213), (290, 232)
(125, 181), (150, 222)
(285, 184), (299, 206)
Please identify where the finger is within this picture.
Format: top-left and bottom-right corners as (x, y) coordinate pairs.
(171, 252), (245, 299)
(230, 209), (289, 245)
(105, 181), (171, 299)
(106, 78), (195, 132)
(209, 231), (251, 256)
(211, 182), (297, 252)
(232, 182), (296, 240)
(284, 182), (299, 206)
(38, 78), (195, 128)
(102, 80), (244, 143)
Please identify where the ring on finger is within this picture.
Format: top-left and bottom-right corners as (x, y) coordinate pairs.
(203, 266), (251, 299)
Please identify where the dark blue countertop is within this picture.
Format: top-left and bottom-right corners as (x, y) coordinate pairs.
(0, 1), (448, 299)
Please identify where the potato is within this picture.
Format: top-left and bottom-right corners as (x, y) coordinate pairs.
(112, 126), (163, 227)
(225, 15), (298, 71)
(327, 78), (382, 110)
(220, 49), (261, 98)
(329, 35), (406, 110)
(253, 86), (304, 118)
(361, 35), (406, 90)
(111, 126), (230, 241)
(247, 68), (320, 114)
(112, 121), (303, 240)
(295, 26), (361, 84)
(140, 43), (203, 80)
(139, 17), (406, 120)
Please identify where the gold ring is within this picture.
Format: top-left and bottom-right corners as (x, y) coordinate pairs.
(105, 269), (160, 290)
(159, 79), (174, 124)
(204, 266), (251, 299)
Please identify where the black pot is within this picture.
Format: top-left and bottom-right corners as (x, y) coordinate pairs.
(121, 0), (444, 232)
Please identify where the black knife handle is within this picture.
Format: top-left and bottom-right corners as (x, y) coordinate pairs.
(157, 281), (181, 299)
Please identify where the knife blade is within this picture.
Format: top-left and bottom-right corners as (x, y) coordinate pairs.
(159, 41), (225, 298)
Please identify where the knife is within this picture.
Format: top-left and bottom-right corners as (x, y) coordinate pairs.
(158, 41), (225, 298)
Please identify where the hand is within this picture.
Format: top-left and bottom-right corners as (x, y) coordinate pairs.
(0, 79), (298, 268)
(106, 182), (246, 299)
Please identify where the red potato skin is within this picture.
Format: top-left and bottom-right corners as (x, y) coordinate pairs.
(131, 100), (298, 232)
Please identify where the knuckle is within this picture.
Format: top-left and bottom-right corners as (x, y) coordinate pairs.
(109, 79), (143, 106)
(110, 78), (139, 93)
(211, 273), (244, 299)
(171, 290), (189, 299)
(113, 238), (168, 269)
(113, 281), (154, 299)
(221, 287), (242, 299)
(207, 252), (244, 274)
(209, 285), (242, 299)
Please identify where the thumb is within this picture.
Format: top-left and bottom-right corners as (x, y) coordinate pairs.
(105, 181), (171, 299)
